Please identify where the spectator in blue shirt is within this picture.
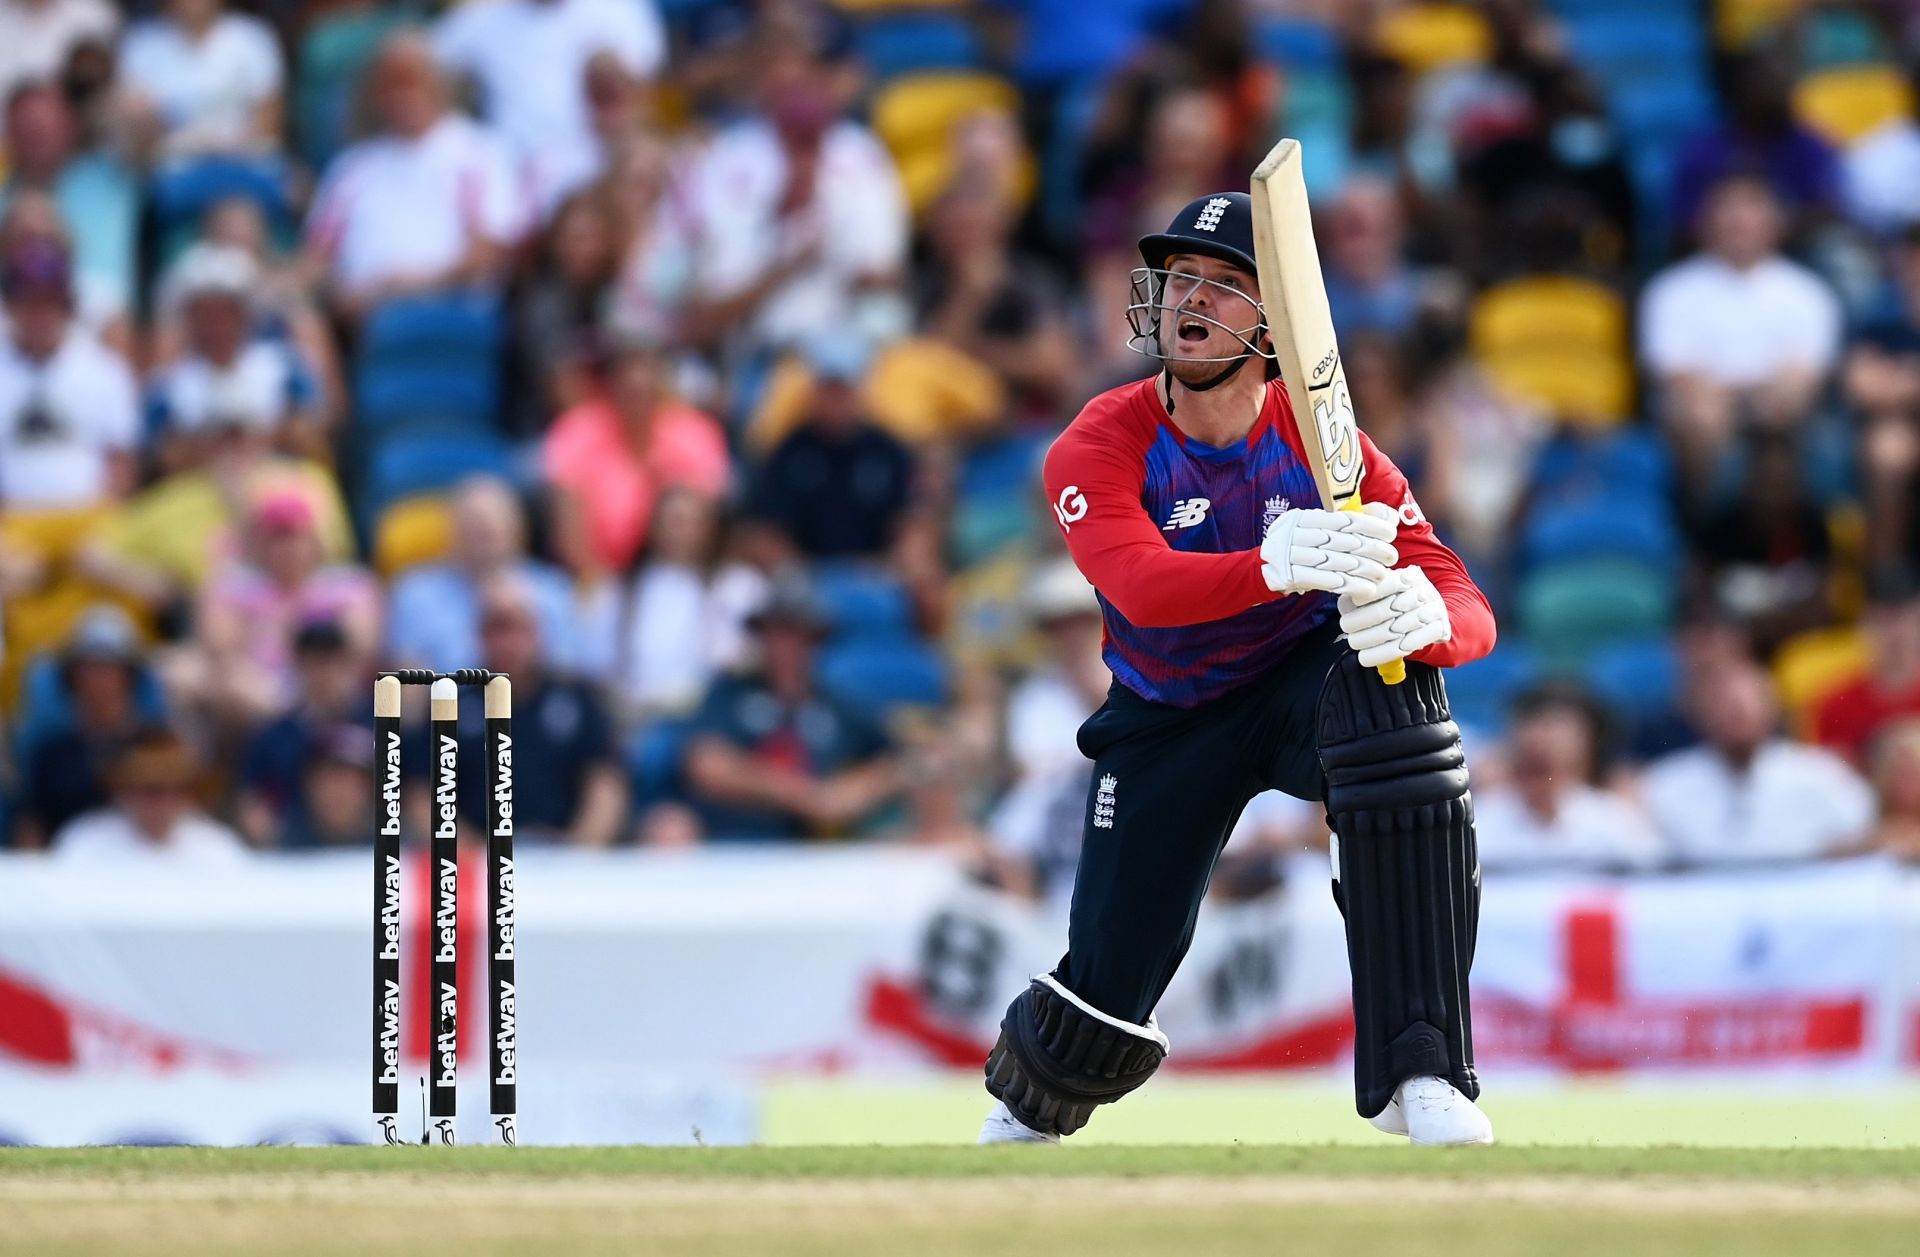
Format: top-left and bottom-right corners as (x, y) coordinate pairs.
(234, 618), (366, 847)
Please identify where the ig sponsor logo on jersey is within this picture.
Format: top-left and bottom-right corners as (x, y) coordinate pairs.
(1161, 497), (1211, 530)
(1397, 490), (1427, 529)
(1054, 485), (1088, 532)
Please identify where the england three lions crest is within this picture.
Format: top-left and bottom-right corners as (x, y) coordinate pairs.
(1262, 495), (1291, 531)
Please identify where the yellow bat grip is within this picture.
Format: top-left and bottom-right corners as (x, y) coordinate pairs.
(1339, 497), (1406, 686)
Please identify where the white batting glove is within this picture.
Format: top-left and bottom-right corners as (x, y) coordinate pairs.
(1260, 504), (1398, 598)
(1337, 564), (1451, 668)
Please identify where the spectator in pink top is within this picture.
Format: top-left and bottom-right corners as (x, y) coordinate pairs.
(544, 330), (730, 574)
(183, 488), (380, 727)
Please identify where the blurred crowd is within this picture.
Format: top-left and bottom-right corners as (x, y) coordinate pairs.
(4, 0), (1920, 893)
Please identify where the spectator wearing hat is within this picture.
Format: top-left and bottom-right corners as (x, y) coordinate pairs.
(233, 619), (369, 847)
(186, 488), (380, 725)
(1812, 566), (1920, 768)
(1642, 656), (1874, 866)
(681, 574), (901, 841)
(13, 605), (152, 848)
(149, 244), (324, 466)
(303, 32), (526, 319)
(0, 79), (138, 329)
(0, 236), (138, 511)
(1473, 685), (1662, 875)
(50, 726), (246, 861)
(387, 474), (614, 680)
(748, 334), (915, 561)
(543, 328), (731, 576)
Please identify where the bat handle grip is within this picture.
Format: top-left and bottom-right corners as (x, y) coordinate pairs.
(1338, 497), (1407, 686)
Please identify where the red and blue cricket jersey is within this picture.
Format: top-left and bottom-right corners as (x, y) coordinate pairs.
(1043, 376), (1496, 708)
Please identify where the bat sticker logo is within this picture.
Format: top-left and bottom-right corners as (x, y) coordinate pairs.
(1053, 485), (1088, 532)
(1312, 375), (1362, 493)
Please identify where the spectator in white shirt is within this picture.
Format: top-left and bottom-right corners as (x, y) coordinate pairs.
(52, 727), (248, 861)
(683, 45), (908, 353)
(1639, 174), (1841, 477)
(434, 0), (664, 213)
(620, 486), (764, 718)
(303, 33), (526, 320)
(119, 0), (285, 160)
(0, 0), (118, 104)
(0, 237), (137, 511)
(1641, 656), (1874, 866)
(1006, 557), (1110, 782)
(1475, 686), (1662, 874)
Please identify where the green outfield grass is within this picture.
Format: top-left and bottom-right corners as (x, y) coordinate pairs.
(2, 1143), (1916, 1257)
(764, 1074), (1920, 1148)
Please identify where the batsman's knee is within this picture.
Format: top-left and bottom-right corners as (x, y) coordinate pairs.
(984, 974), (1168, 1137)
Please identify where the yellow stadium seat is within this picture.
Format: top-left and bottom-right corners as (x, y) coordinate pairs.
(1794, 65), (1916, 147)
(0, 506), (149, 711)
(870, 72), (1033, 216)
(1470, 276), (1633, 424)
(373, 495), (454, 578)
(748, 336), (1005, 450)
(1773, 624), (1871, 735)
(1373, 3), (1494, 74)
(1715, 0), (1806, 49)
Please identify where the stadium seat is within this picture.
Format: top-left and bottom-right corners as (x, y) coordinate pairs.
(1529, 427), (1674, 503)
(1519, 493), (1683, 572)
(1584, 637), (1681, 731)
(1373, 3), (1494, 74)
(1794, 65), (1916, 147)
(1442, 643), (1542, 735)
(360, 294), (503, 361)
(855, 11), (984, 81)
(818, 639), (948, 715)
(147, 157), (295, 263)
(362, 430), (512, 523)
(628, 716), (695, 807)
(1518, 559), (1675, 666)
(1254, 18), (1340, 72)
(354, 362), (499, 434)
(372, 495), (454, 578)
(1565, 11), (1706, 87)
(1771, 625), (1870, 734)
(1470, 277), (1633, 423)
(869, 72), (1029, 215)
(1714, 0), (1810, 50)
(813, 564), (915, 642)
(1802, 8), (1888, 69)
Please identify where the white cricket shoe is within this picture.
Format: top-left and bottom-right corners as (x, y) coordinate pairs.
(978, 1100), (1061, 1145)
(1367, 1075), (1493, 1146)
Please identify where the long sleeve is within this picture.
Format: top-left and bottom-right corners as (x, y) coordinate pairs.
(1043, 427), (1278, 629)
(1358, 432), (1497, 668)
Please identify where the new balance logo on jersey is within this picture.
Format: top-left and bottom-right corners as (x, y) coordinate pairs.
(1093, 774), (1118, 830)
(1262, 495), (1291, 531)
(1161, 498), (1211, 530)
(1195, 197), (1231, 232)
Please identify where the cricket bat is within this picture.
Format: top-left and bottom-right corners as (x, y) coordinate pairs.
(1250, 138), (1406, 685)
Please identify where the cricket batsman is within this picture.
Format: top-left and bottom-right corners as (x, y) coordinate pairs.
(978, 192), (1497, 1146)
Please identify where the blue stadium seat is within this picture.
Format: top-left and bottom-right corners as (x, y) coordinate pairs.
(1610, 78), (1718, 148)
(361, 294), (503, 361)
(1255, 18), (1340, 71)
(363, 429), (512, 518)
(1518, 559), (1676, 667)
(818, 639), (948, 715)
(958, 432), (1048, 500)
(1584, 636), (1681, 731)
(1530, 428), (1674, 502)
(1443, 643), (1542, 736)
(1519, 493), (1683, 572)
(354, 362), (499, 433)
(814, 564), (914, 643)
(1566, 13), (1706, 84)
(628, 717), (695, 807)
(856, 12), (983, 80)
